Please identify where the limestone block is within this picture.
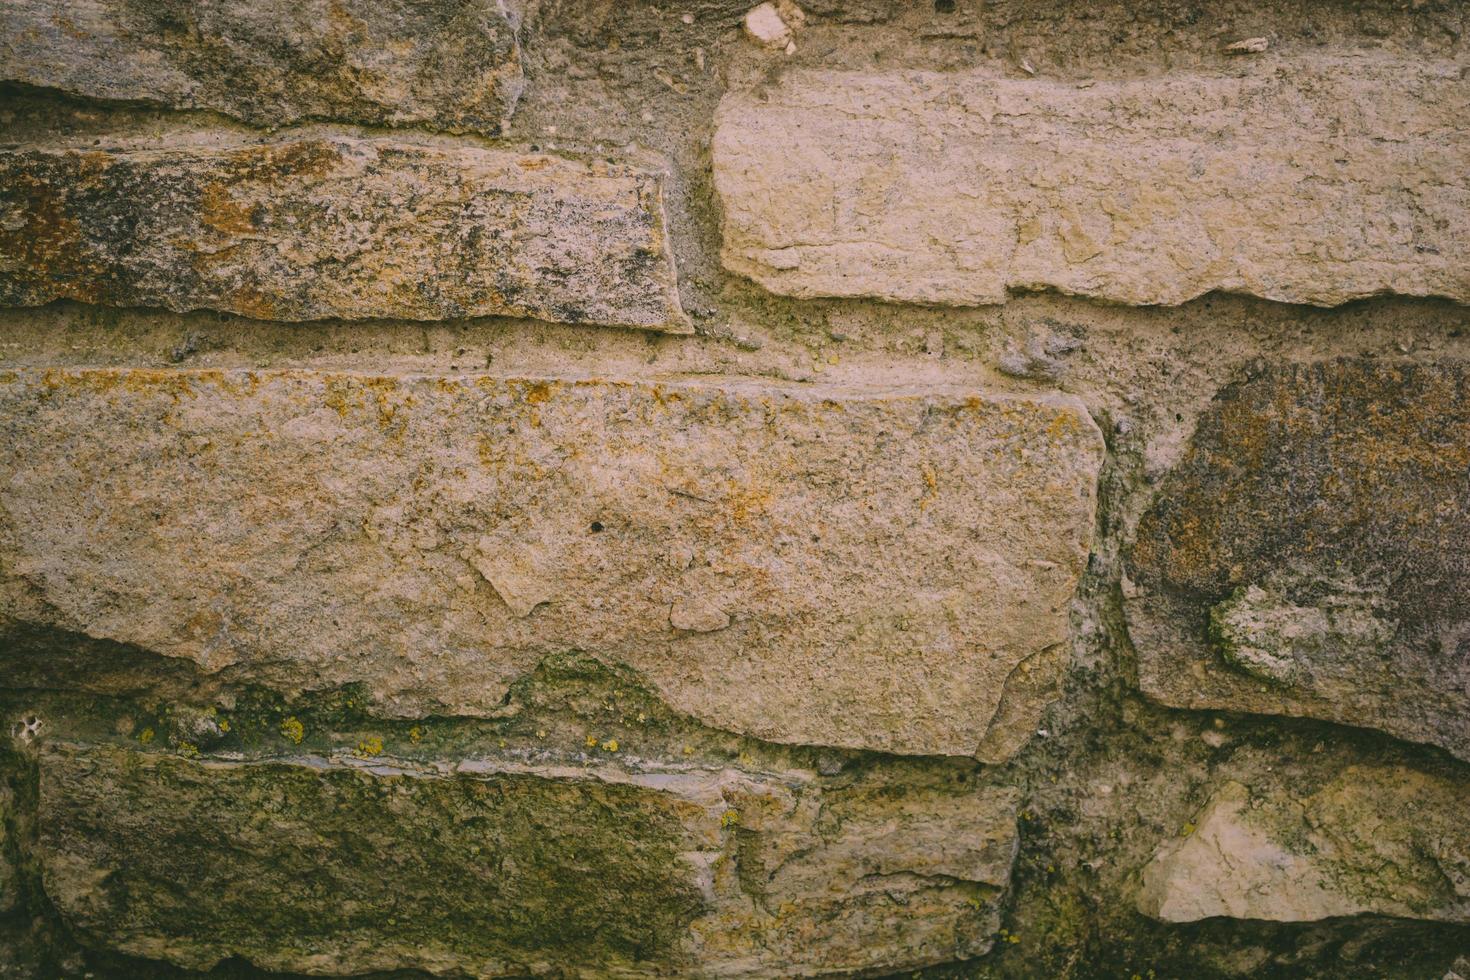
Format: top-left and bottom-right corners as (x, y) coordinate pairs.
(1137, 767), (1470, 923)
(0, 368), (1104, 758)
(0, 0), (523, 132)
(36, 742), (1019, 975)
(1127, 360), (1470, 761)
(0, 136), (690, 332)
(713, 56), (1470, 308)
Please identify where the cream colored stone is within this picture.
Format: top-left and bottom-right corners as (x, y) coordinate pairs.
(669, 596), (730, 633)
(1225, 36), (1270, 54)
(1137, 769), (1470, 924)
(472, 542), (555, 619)
(0, 369), (1103, 758)
(713, 55), (1470, 308)
(743, 3), (793, 47)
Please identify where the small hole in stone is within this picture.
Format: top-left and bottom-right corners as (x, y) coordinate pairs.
(590, 521), (605, 533)
(934, 0), (956, 12)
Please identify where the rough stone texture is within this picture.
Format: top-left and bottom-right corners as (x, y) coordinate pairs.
(1127, 360), (1470, 761)
(0, 0), (523, 133)
(0, 136), (690, 332)
(0, 780), (14, 915)
(36, 741), (1017, 976)
(1137, 766), (1470, 923)
(713, 55), (1470, 308)
(0, 368), (1103, 758)
(3, 1), (1470, 976)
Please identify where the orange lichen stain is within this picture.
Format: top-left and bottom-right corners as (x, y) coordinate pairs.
(200, 183), (259, 236)
(322, 376), (404, 430)
(1044, 411), (1084, 441)
(124, 370), (201, 403)
(50, 15), (90, 39)
(227, 286), (281, 322)
(919, 464), (939, 512)
(326, 0), (359, 34)
(651, 385), (685, 407)
(226, 140), (343, 182)
(519, 380), (555, 404)
(3, 172), (100, 303)
(0, 372), (17, 385)
(476, 433), (504, 470)
(727, 481), (773, 522)
(36, 369), (200, 405)
(323, 377), (357, 418)
(517, 156), (552, 171)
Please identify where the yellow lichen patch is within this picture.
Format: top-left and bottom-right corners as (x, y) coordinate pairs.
(918, 464), (938, 512)
(520, 380), (555, 404)
(280, 718), (304, 745)
(354, 736), (383, 758)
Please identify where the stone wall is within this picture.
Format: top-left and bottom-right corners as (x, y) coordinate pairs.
(0, 1), (1467, 977)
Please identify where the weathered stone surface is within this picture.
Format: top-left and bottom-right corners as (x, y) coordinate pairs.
(0, 368), (1103, 758)
(0, 780), (14, 915)
(1137, 766), (1470, 923)
(1127, 360), (1470, 760)
(0, 0), (523, 133)
(713, 56), (1470, 308)
(36, 741), (1018, 975)
(0, 136), (690, 332)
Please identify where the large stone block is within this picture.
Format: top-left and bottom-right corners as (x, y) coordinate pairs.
(0, 136), (690, 332)
(713, 56), (1470, 308)
(1126, 360), (1470, 760)
(0, 0), (523, 132)
(0, 368), (1103, 758)
(36, 742), (1018, 975)
(1137, 766), (1470, 923)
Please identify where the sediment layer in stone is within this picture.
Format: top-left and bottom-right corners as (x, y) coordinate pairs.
(1137, 766), (1470, 923)
(0, 368), (1103, 758)
(36, 741), (1018, 976)
(1127, 359), (1470, 761)
(713, 55), (1470, 308)
(0, 0), (523, 132)
(0, 137), (689, 331)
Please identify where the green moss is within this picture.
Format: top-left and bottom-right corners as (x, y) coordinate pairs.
(39, 744), (708, 972)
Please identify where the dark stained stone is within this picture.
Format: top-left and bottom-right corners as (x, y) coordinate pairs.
(1127, 359), (1470, 760)
(0, 136), (691, 331)
(0, 0), (523, 133)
